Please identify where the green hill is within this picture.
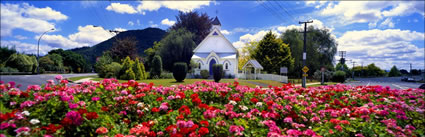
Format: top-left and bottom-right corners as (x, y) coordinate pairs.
(70, 27), (167, 64)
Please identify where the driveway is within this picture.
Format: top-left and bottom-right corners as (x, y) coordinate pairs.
(0, 73), (97, 90)
(345, 77), (423, 89)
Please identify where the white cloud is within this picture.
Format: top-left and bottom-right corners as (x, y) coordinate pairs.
(1, 3), (66, 36)
(337, 29), (424, 70)
(379, 18), (394, 28)
(114, 28), (127, 32)
(149, 21), (158, 28)
(137, 1), (211, 13)
(39, 25), (114, 49)
(221, 30), (230, 35)
(1, 40), (56, 55)
(137, 19), (141, 26)
(80, 1), (98, 8)
(14, 35), (28, 40)
(232, 30), (279, 49)
(160, 18), (176, 26)
(305, 1), (328, 9)
(128, 21), (134, 26)
(318, 1), (424, 27)
(106, 3), (138, 14)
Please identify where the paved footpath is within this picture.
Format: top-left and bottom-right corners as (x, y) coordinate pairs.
(0, 73), (97, 90)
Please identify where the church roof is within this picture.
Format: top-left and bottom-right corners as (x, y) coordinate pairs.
(212, 16), (221, 26)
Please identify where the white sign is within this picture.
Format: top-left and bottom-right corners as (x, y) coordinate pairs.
(280, 67), (288, 74)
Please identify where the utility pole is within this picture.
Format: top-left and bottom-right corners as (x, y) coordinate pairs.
(352, 61), (356, 80)
(299, 20), (313, 88)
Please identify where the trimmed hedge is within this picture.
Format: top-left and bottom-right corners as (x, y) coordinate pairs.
(150, 55), (162, 78)
(200, 70), (209, 79)
(173, 62), (187, 82)
(212, 64), (223, 82)
(332, 70), (346, 83)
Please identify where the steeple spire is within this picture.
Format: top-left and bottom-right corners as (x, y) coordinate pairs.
(212, 16), (221, 26)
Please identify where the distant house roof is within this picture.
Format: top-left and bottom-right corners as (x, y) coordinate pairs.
(242, 60), (264, 70)
(212, 16), (221, 26)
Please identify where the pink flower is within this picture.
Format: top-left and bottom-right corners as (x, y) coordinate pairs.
(92, 97), (100, 101)
(286, 129), (302, 136)
(55, 75), (63, 80)
(284, 117), (293, 123)
(229, 125), (244, 136)
(65, 111), (83, 126)
(14, 127), (30, 136)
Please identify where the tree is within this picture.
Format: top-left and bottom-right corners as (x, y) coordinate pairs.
(110, 37), (138, 62)
(365, 63), (385, 77)
(335, 63), (351, 77)
(170, 11), (212, 45)
(159, 28), (196, 71)
(281, 27), (337, 78)
(48, 49), (89, 73)
(119, 56), (134, 80)
(144, 41), (161, 71)
(238, 41), (258, 70)
(400, 69), (409, 75)
(139, 59), (147, 80)
(411, 69), (421, 75)
(133, 59), (144, 80)
(150, 55), (162, 78)
(173, 62), (188, 82)
(0, 46), (17, 64)
(95, 52), (113, 77)
(39, 54), (64, 72)
(5, 53), (34, 72)
(388, 65), (401, 77)
(251, 31), (294, 74)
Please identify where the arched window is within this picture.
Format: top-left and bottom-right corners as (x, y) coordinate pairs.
(198, 63), (201, 69)
(225, 63), (228, 69)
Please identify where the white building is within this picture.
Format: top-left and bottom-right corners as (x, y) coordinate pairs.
(191, 17), (238, 77)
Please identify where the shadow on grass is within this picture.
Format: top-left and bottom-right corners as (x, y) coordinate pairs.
(170, 81), (185, 83)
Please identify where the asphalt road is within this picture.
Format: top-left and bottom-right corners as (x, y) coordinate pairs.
(345, 77), (423, 89)
(0, 73), (97, 90)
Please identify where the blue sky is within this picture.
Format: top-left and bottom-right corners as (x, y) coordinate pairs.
(1, 1), (424, 70)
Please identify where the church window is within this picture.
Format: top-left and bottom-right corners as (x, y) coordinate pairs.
(213, 31), (218, 35)
(225, 63), (228, 69)
(198, 63), (201, 69)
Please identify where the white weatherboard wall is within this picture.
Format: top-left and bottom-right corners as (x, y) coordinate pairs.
(191, 18), (238, 76)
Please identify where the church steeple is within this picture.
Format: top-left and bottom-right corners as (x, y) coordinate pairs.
(212, 16), (221, 30)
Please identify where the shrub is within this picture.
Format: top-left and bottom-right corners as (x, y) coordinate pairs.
(200, 70), (209, 79)
(212, 64), (223, 82)
(160, 72), (173, 79)
(332, 70), (346, 83)
(173, 62), (187, 82)
(0, 66), (19, 72)
(313, 70), (332, 82)
(150, 55), (162, 78)
(104, 62), (121, 78)
(139, 60), (147, 80)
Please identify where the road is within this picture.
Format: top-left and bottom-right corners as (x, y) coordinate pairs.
(0, 73), (97, 90)
(345, 77), (423, 89)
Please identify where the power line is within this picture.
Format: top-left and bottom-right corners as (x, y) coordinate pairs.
(272, 0), (297, 23)
(258, 0), (287, 23)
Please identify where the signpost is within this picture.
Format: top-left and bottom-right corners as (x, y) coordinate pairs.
(302, 66), (309, 86)
(321, 67), (326, 85)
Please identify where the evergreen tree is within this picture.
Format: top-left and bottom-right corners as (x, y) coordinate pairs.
(251, 31), (294, 74)
(133, 59), (143, 80)
(150, 55), (163, 78)
(159, 28), (196, 71)
(388, 65), (401, 77)
(119, 56), (134, 79)
(139, 60), (147, 80)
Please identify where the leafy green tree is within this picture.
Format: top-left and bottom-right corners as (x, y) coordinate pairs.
(388, 65), (401, 77)
(119, 56), (134, 79)
(173, 62), (187, 82)
(139, 60), (147, 80)
(159, 28), (196, 71)
(251, 31), (294, 74)
(144, 41), (161, 71)
(5, 54), (35, 72)
(39, 54), (64, 72)
(170, 11), (212, 45)
(332, 71), (346, 83)
(104, 62), (121, 78)
(150, 55), (163, 78)
(365, 63), (385, 77)
(95, 52), (113, 75)
(281, 27), (337, 77)
(0, 46), (17, 64)
(48, 49), (89, 73)
(121, 68), (136, 80)
(110, 37), (138, 62)
(238, 41), (258, 70)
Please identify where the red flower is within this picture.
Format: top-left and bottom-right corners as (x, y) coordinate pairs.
(200, 120), (209, 127)
(101, 106), (109, 112)
(60, 117), (73, 126)
(178, 105), (191, 115)
(190, 93), (199, 99)
(156, 97), (163, 102)
(86, 112), (99, 120)
(192, 97), (202, 105)
(198, 127), (209, 136)
(250, 98), (258, 103)
(152, 107), (160, 113)
(96, 127), (108, 134)
(42, 124), (62, 134)
(78, 109), (88, 115)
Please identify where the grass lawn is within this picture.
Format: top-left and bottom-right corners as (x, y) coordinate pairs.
(307, 82), (339, 87)
(68, 75), (98, 82)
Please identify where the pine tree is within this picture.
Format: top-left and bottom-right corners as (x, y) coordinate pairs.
(150, 55), (163, 78)
(133, 59), (143, 80)
(139, 60), (147, 80)
(119, 56), (134, 80)
(251, 31), (294, 74)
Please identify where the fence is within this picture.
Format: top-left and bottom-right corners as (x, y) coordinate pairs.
(236, 73), (288, 83)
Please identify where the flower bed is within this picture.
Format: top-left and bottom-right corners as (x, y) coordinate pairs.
(1, 75), (424, 136)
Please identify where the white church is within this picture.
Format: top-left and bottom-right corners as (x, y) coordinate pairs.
(191, 17), (238, 77)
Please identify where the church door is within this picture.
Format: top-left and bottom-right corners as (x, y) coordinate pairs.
(209, 59), (216, 75)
